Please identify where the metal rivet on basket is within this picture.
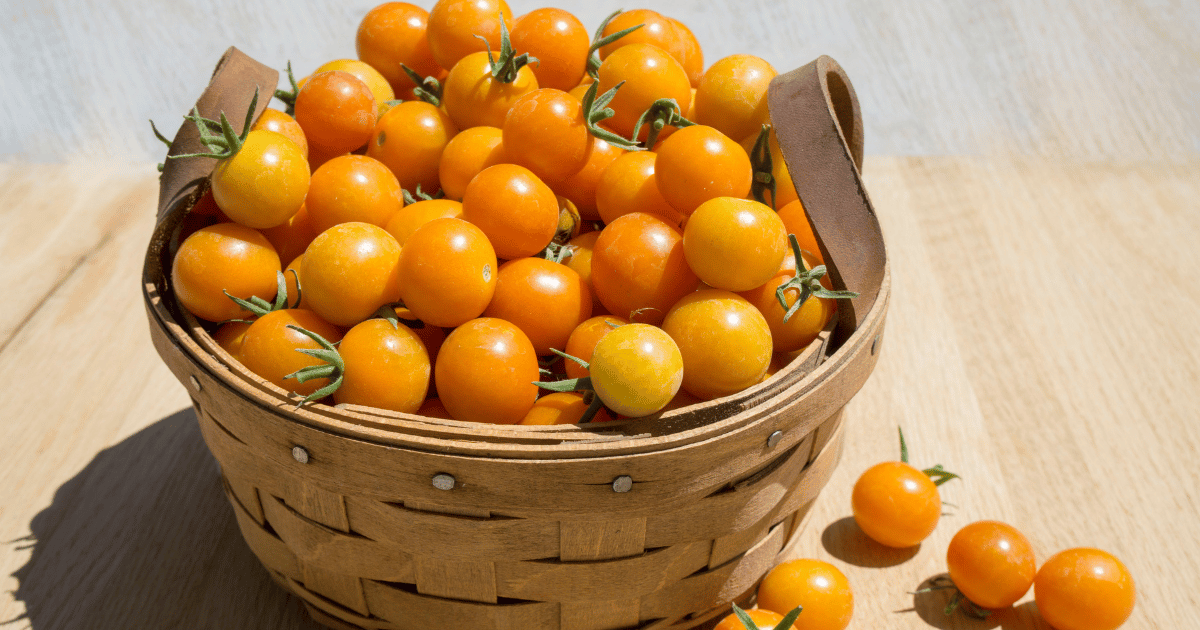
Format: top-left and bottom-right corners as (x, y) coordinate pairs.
(189, 375), (201, 392)
(612, 475), (633, 493)
(767, 430), (784, 448)
(432, 473), (456, 491)
(292, 446), (310, 464)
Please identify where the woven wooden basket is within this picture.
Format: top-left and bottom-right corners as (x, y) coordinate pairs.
(143, 48), (889, 630)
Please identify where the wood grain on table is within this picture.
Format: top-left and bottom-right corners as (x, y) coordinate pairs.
(3, 0), (1199, 628)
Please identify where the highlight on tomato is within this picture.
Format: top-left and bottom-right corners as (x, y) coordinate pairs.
(366, 100), (458, 195)
(356, 2), (444, 99)
(851, 428), (960, 548)
(171, 222), (281, 323)
(396, 217), (497, 327)
(300, 222), (402, 328)
(660, 289), (773, 401)
(293, 70), (377, 156)
(482, 257), (593, 356)
(587, 322), (683, 417)
(306, 154), (405, 233)
(435, 317), (539, 424)
(654, 124), (753, 216)
(1034, 548), (1135, 630)
(757, 559), (853, 630)
(460, 163), (559, 260)
(945, 520), (1036, 611)
(589, 212), (698, 325)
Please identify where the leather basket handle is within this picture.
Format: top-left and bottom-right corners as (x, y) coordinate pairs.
(768, 56), (886, 344)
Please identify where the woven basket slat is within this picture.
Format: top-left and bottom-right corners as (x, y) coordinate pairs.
(224, 470), (265, 525)
(362, 579), (561, 629)
(559, 599), (642, 630)
(413, 556), (499, 603)
(291, 577), (397, 630)
(304, 603), (392, 630)
(496, 541), (710, 603)
(260, 493), (417, 582)
(228, 485), (303, 582)
(303, 565), (370, 617)
(558, 517), (649, 561)
(344, 496), (559, 561)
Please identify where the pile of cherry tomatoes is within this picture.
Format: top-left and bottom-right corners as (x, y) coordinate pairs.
(165, 0), (850, 425)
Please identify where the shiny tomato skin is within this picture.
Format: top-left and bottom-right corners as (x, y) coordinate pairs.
(396, 217), (497, 327)
(713, 608), (783, 630)
(655, 124), (753, 216)
(668, 17), (704, 87)
(661, 289), (773, 400)
(694, 55), (777, 143)
(739, 252), (835, 353)
(757, 559), (854, 630)
(595, 151), (684, 226)
(460, 163), (559, 260)
(251, 108), (308, 159)
(510, 8), (589, 91)
(212, 320), (252, 362)
(588, 323), (683, 417)
(211, 129), (309, 229)
(294, 70), (377, 155)
(683, 196), (788, 291)
(502, 88), (593, 183)
(483, 257), (592, 356)
(260, 203), (317, 268)
(443, 50), (539, 130)
(239, 309), (344, 397)
(550, 137), (623, 221)
(1034, 548), (1135, 630)
(306, 154), (405, 233)
(562, 230), (603, 315)
(384, 198), (463, 246)
(562, 315), (628, 380)
(172, 223), (281, 323)
(590, 212), (698, 325)
(595, 43), (691, 139)
(435, 317), (539, 424)
(334, 318), (430, 412)
(426, 0), (513, 72)
(356, 3), (444, 98)
(438, 126), (506, 200)
(312, 58), (396, 119)
(851, 461), (941, 548)
(367, 100), (459, 195)
(946, 521), (1037, 609)
(776, 199), (824, 266)
(597, 10), (680, 67)
(301, 222), (402, 328)
(519, 391), (614, 425)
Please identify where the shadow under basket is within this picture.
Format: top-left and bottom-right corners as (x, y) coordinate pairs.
(143, 48), (890, 630)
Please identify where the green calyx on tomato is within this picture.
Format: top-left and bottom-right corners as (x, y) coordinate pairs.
(909, 575), (992, 619)
(586, 10), (645, 79)
(282, 324), (345, 405)
(730, 602), (802, 630)
(224, 269), (300, 320)
(149, 119), (173, 173)
(401, 183), (444, 206)
(272, 61), (300, 116)
(775, 234), (860, 322)
(169, 86), (261, 162)
(898, 426), (961, 486)
(479, 15), (538, 84)
(531, 349), (607, 423)
(398, 63), (444, 107)
(631, 98), (695, 149)
(580, 80), (643, 150)
(748, 124), (777, 209)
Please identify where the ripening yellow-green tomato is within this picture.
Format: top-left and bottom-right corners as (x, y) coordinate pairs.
(589, 323), (683, 417)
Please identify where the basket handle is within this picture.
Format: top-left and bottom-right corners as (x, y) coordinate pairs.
(768, 57), (886, 342)
(155, 47), (278, 225)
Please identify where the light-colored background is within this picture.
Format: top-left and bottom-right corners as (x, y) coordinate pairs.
(2, 1), (1199, 629)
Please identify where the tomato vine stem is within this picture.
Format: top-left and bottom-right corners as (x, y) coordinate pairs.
(630, 98), (695, 149)
(223, 270), (294, 320)
(774, 234), (859, 322)
(273, 61), (300, 116)
(749, 124), (777, 209)
(170, 87), (261, 161)
(399, 63), (444, 107)
(580, 80), (643, 150)
(284, 324), (345, 405)
(477, 15), (538, 84)
(585, 9), (644, 79)
(730, 602), (802, 630)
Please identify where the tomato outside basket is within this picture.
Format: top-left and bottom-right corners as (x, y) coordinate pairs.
(143, 48), (889, 630)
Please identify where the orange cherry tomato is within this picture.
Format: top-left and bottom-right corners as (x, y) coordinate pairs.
(416, 397), (454, 419)
(443, 50), (539, 129)
(590, 212), (698, 325)
(426, 0), (513, 72)
(588, 323), (683, 417)
(661, 289), (773, 400)
(483, 257), (592, 355)
(306, 155), (405, 233)
(562, 230), (603, 310)
(757, 559), (854, 630)
(510, 8), (589, 91)
(212, 320), (252, 361)
(367, 100), (458, 195)
(172, 223), (281, 322)
(438, 126), (506, 200)
(851, 461), (941, 548)
(946, 521), (1036, 610)
(739, 250), (835, 353)
(597, 9), (680, 64)
(260, 202), (316, 271)
(1034, 548), (1135, 630)
(460, 163), (559, 260)
(519, 391), (614, 425)
(668, 17), (704, 87)
(562, 315), (628, 380)
(776, 199), (824, 265)
(714, 608), (783, 630)
(283, 253), (306, 310)
(392, 306), (446, 367)
(396, 217), (497, 327)
(435, 317), (539, 424)
(384, 198), (463, 246)
(210, 129), (309, 229)
(655, 124), (752, 216)
(312, 58), (396, 119)
(596, 151), (685, 226)
(251, 108), (308, 158)
(550, 137), (623, 220)
(356, 3), (444, 98)
(502, 88), (593, 183)
(334, 318), (430, 412)
(684, 197), (788, 291)
(301, 222), (402, 327)
(294, 70), (377, 155)
(239, 309), (344, 397)
(694, 55), (777, 142)
(595, 43), (691, 139)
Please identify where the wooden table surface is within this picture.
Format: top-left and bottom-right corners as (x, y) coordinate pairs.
(3, 2), (1198, 629)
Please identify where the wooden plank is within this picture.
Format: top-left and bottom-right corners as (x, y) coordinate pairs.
(414, 556), (499, 604)
(495, 542), (711, 603)
(559, 518), (648, 561)
(363, 579), (559, 630)
(560, 598), (641, 630)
